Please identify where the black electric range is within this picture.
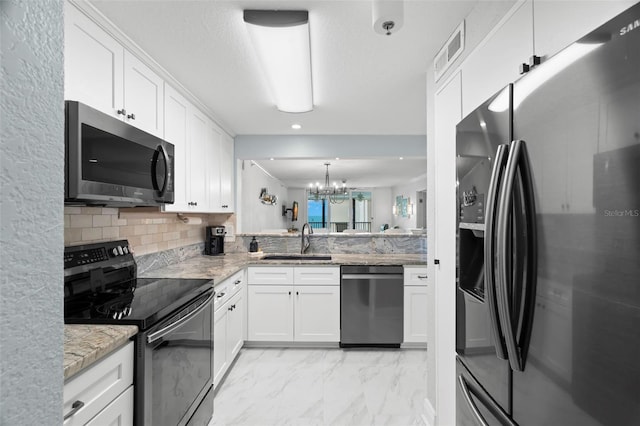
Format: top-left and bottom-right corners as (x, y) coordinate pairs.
(64, 240), (214, 426)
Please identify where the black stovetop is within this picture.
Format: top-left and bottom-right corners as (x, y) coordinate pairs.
(64, 240), (212, 330)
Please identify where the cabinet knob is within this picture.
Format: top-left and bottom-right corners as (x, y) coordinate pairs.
(117, 109), (126, 116)
(288, 291), (291, 295)
(127, 113), (136, 120)
(296, 291), (299, 296)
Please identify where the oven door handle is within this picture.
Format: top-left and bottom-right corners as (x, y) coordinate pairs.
(147, 290), (214, 344)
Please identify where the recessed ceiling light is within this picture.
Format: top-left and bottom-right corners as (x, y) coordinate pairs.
(291, 124), (302, 130)
(399, 157), (404, 160)
(335, 157), (340, 160)
(270, 158), (274, 161)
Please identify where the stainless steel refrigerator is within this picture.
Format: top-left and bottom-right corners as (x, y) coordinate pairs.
(455, 3), (640, 425)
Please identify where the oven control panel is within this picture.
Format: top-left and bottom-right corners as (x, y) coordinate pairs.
(64, 240), (133, 269)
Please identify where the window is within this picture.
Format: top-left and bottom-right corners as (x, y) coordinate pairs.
(307, 191), (372, 232)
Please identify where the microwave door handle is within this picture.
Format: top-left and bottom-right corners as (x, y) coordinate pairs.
(152, 144), (169, 197)
(484, 143), (509, 360)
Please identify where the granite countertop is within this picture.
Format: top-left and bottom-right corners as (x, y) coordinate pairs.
(139, 252), (427, 281)
(64, 324), (138, 380)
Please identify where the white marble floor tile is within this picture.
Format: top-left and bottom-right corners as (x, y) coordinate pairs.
(210, 348), (427, 426)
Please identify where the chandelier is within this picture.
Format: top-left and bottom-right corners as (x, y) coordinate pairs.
(308, 163), (349, 204)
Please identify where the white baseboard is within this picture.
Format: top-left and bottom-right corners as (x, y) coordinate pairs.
(421, 398), (436, 426)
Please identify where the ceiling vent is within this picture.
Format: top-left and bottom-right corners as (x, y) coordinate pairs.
(434, 21), (465, 82)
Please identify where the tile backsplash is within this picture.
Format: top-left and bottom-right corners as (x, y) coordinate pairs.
(64, 206), (234, 256)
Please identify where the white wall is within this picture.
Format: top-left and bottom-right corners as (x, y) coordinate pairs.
(239, 160), (289, 233)
(0, 0), (64, 422)
(372, 187), (393, 232)
(391, 174), (427, 230)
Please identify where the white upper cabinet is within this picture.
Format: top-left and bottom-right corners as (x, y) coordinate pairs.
(533, 0), (637, 60)
(123, 51), (164, 137)
(64, 3), (123, 116)
(218, 132), (235, 212)
(188, 107), (210, 211)
(461, 1), (534, 116)
(65, 3), (164, 137)
(163, 84), (190, 212)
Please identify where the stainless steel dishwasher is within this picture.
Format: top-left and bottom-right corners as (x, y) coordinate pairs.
(340, 265), (404, 347)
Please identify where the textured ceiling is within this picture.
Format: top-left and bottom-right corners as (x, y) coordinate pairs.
(90, 0), (477, 136)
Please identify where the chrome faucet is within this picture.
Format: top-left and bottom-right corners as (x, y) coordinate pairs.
(301, 223), (313, 254)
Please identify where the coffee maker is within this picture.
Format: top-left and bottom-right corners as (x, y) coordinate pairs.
(205, 226), (225, 256)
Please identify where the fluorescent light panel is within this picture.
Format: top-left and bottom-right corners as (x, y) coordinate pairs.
(244, 10), (313, 113)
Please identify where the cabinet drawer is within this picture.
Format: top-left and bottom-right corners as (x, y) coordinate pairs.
(294, 266), (340, 286)
(214, 282), (230, 312)
(248, 267), (294, 285)
(64, 342), (134, 426)
(404, 267), (428, 286)
(227, 269), (245, 295)
(85, 385), (133, 426)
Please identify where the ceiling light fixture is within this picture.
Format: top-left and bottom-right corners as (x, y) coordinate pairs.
(244, 10), (313, 113)
(291, 124), (302, 130)
(308, 163), (349, 204)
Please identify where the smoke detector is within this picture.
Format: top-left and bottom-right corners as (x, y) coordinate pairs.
(372, 0), (404, 36)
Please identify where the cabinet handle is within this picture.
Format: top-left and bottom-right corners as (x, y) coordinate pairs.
(117, 109), (126, 116)
(234, 280), (241, 285)
(127, 113), (136, 120)
(296, 291), (299, 296)
(194, 202), (198, 206)
(417, 275), (427, 279)
(63, 400), (85, 420)
(288, 291), (291, 295)
(217, 292), (226, 298)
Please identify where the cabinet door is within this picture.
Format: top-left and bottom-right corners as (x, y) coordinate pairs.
(207, 123), (223, 211)
(403, 267), (428, 286)
(187, 107), (209, 211)
(294, 286), (340, 342)
(219, 132), (235, 211)
(162, 84), (190, 212)
(213, 306), (227, 388)
(533, 0), (636, 60)
(247, 285), (293, 341)
(85, 386), (133, 426)
(403, 286), (428, 343)
(123, 51), (164, 137)
(461, 1), (533, 116)
(64, 3), (124, 117)
(226, 291), (244, 361)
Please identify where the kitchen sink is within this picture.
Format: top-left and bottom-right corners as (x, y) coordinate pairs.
(261, 254), (332, 261)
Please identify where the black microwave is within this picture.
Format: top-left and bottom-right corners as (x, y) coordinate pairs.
(65, 101), (174, 206)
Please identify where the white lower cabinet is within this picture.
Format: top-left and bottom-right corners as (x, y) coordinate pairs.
(247, 266), (340, 343)
(64, 342), (134, 426)
(247, 285), (294, 341)
(294, 286), (340, 342)
(213, 270), (246, 390)
(403, 266), (428, 344)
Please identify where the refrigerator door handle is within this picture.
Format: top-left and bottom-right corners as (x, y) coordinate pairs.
(496, 140), (538, 372)
(513, 139), (538, 369)
(458, 373), (518, 426)
(458, 375), (490, 426)
(484, 143), (509, 360)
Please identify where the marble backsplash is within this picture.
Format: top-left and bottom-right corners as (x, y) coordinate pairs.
(227, 235), (427, 255)
(136, 234), (426, 275)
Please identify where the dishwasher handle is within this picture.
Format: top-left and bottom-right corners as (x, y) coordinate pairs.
(341, 274), (404, 280)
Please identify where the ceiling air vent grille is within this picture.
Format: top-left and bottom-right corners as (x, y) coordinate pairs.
(434, 21), (465, 82)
